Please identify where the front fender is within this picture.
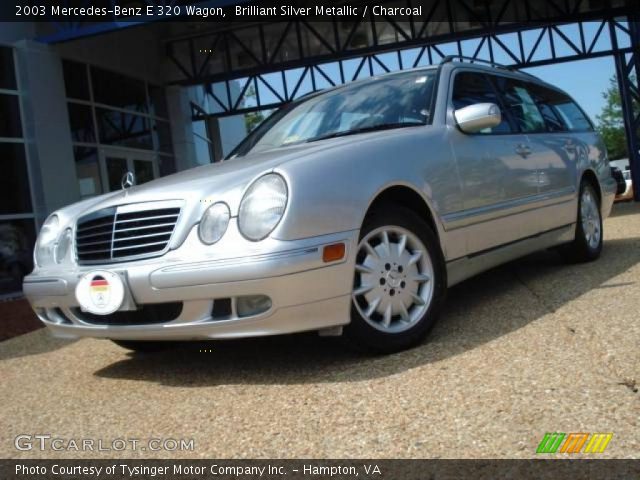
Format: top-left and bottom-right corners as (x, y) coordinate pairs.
(270, 126), (461, 241)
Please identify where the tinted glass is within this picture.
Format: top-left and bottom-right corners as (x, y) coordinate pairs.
(0, 94), (23, 138)
(91, 66), (148, 112)
(149, 85), (168, 118)
(0, 46), (17, 90)
(554, 99), (593, 131)
(0, 219), (35, 293)
(74, 147), (102, 197)
(158, 155), (176, 176)
(491, 76), (546, 133)
(96, 108), (153, 150)
(134, 159), (154, 184)
(105, 156), (128, 191)
(452, 72), (513, 134)
(62, 60), (90, 100)
(0, 143), (31, 214)
(155, 120), (173, 153)
(67, 103), (96, 143)
(527, 84), (568, 132)
(232, 70), (436, 156)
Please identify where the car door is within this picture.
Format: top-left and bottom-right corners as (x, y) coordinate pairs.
(519, 82), (579, 229)
(446, 70), (538, 254)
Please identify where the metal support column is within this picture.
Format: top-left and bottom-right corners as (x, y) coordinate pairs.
(612, 19), (640, 201)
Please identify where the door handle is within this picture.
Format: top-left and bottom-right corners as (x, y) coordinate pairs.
(515, 144), (531, 157)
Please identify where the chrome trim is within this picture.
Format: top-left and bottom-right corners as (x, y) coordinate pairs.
(75, 199), (184, 265)
(442, 187), (576, 230)
(23, 278), (68, 296)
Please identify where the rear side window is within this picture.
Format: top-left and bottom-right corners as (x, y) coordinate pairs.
(527, 83), (567, 132)
(490, 76), (547, 133)
(452, 72), (513, 134)
(553, 98), (593, 131)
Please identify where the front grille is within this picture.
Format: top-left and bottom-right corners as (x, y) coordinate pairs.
(71, 302), (183, 325)
(75, 205), (180, 264)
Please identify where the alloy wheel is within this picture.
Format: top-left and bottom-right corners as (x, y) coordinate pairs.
(580, 188), (601, 249)
(352, 226), (434, 333)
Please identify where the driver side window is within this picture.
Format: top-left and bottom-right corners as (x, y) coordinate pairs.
(452, 72), (513, 134)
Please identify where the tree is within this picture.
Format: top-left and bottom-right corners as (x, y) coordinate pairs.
(595, 75), (637, 160)
(243, 85), (265, 133)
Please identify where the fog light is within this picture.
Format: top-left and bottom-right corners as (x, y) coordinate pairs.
(236, 295), (271, 317)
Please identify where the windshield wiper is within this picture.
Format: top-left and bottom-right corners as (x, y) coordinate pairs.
(305, 122), (424, 143)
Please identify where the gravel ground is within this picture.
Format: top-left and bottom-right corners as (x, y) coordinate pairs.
(1, 202), (638, 459)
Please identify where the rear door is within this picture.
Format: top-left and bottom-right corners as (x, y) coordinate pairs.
(487, 74), (579, 235)
(524, 83), (577, 195)
(520, 82), (582, 229)
(446, 70), (537, 254)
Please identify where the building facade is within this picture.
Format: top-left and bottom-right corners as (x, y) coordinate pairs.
(0, 22), (246, 295)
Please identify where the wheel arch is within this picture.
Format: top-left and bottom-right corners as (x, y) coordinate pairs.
(581, 168), (602, 205)
(363, 183), (442, 245)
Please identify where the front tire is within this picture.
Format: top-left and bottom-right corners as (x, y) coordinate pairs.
(559, 180), (603, 263)
(345, 205), (446, 353)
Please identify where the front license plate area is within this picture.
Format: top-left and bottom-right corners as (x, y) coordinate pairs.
(75, 270), (136, 315)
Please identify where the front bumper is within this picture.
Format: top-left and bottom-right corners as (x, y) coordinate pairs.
(24, 228), (358, 340)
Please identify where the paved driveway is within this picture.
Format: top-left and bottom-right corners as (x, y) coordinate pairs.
(1, 203), (638, 459)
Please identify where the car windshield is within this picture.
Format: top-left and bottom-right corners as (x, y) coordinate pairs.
(229, 70), (437, 157)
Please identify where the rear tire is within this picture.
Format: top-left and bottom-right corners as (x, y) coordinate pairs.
(111, 340), (176, 353)
(345, 204), (446, 353)
(559, 180), (603, 263)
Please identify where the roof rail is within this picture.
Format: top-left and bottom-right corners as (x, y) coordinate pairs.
(440, 55), (512, 70)
(440, 55), (540, 80)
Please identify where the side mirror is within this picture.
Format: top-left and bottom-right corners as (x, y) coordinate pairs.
(454, 103), (502, 133)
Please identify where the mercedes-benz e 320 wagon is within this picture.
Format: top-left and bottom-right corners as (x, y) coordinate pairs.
(24, 57), (616, 353)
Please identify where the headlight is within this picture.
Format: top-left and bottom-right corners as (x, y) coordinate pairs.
(238, 174), (288, 241)
(55, 228), (73, 264)
(35, 214), (60, 267)
(198, 202), (230, 245)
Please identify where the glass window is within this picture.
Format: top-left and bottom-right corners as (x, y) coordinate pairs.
(193, 120), (212, 164)
(0, 94), (23, 138)
(155, 120), (173, 153)
(491, 76), (546, 133)
(134, 159), (154, 184)
(62, 60), (90, 100)
(553, 99), (593, 131)
(526, 84), (567, 132)
(96, 108), (153, 150)
(0, 46), (17, 91)
(0, 219), (35, 293)
(91, 66), (148, 112)
(67, 103), (96, 143)
(231, 70), (436, 157)
(74, 147), (102, 197)
(149, 85), (168, 118)
(452, 72), (513, 134)
(105, 156), (128, 191)
(158, 155), (176, 176)
(537, 103), (566, 132)
(0, 143), (32, 214)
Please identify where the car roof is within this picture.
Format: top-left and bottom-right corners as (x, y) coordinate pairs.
(294, 60), (563, 103)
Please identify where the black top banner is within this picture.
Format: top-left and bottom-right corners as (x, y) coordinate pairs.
(2, 459), (640, 480)
(6, 0), (640, 23)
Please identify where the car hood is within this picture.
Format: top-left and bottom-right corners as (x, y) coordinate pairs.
(67, 129), (417, 217)
(54, 127), (427, 245)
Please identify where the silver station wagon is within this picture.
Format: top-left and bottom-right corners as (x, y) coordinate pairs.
(24, 56), (616, 353)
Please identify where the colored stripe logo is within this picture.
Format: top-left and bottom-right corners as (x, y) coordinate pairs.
(90, 276), (109, 292)
(537, 433), (612, 454)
